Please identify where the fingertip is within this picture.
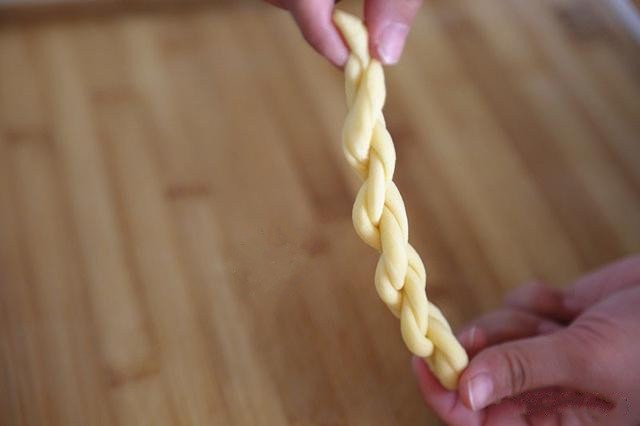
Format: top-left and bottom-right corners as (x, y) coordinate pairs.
(303, 23), (349, 66)
(412, 356), (439, 397)
(412, 356), (458, 403)
(458, 326), (488, 356)
(504, 280), (555, 307)
(457, 327), (473, 349)
(458, 368), (482, 411)
(413, 357), (479, 423)
(289, 1), (348, 67)
(505, 281), (576, 322)
(365, 0), (422, 65)
(328, 43), (349, 67)
(316, 25), (349, 66)
(371, 23), (409, 65)
(413, 357), (441, 406)
(464, 373), (494, 412)
(458, 352), (497, 411)
(412, 357), (486, 425)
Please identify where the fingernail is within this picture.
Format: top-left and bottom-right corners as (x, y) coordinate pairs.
(457, 329), (471, 348)
(332, 47), (349, 67)
(467, 373), (494, 411)
(469, 326), (478, 348)
(376, 23), (409, 64)
(459, 326), (478, 349)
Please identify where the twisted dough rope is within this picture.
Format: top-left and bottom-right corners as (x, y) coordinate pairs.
(333, 10), (468, 390)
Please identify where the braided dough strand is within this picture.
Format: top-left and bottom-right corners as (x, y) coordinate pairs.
(334, 11), (468, 390)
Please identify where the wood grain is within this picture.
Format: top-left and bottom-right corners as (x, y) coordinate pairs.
(1, 0), (639, 424)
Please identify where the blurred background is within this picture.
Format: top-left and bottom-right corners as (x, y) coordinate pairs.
(1, 0), (639, 424)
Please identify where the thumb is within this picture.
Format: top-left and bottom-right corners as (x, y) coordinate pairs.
(458, 330), (595, 411)
(365, 0), (422, 64)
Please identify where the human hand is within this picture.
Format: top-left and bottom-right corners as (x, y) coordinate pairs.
(264, 0), (422, 66)
(413, 254), (640, 425)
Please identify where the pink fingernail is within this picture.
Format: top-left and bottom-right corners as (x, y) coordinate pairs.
(467, 373), (494, 411)
(377, 23), (409, 64)
(459, 326), (478, 349)
(332, 46), (349, 67)
(469, 326), (478, 348)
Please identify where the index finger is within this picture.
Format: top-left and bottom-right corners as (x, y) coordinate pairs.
(412, 357), (483, 426)
(564, 254), (640, 312)
(504, 281), (576, 323)
(288, 0), (349, 66)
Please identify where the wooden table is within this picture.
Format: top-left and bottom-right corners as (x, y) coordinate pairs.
(1, 0), (639, 424)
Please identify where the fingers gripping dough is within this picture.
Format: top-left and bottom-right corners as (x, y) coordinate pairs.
(333, 10), (468, 390)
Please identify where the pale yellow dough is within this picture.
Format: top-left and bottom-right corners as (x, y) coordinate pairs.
(333, 10), (469, 390)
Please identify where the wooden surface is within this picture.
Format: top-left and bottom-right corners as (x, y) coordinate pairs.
(1, 0), (639, 424)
